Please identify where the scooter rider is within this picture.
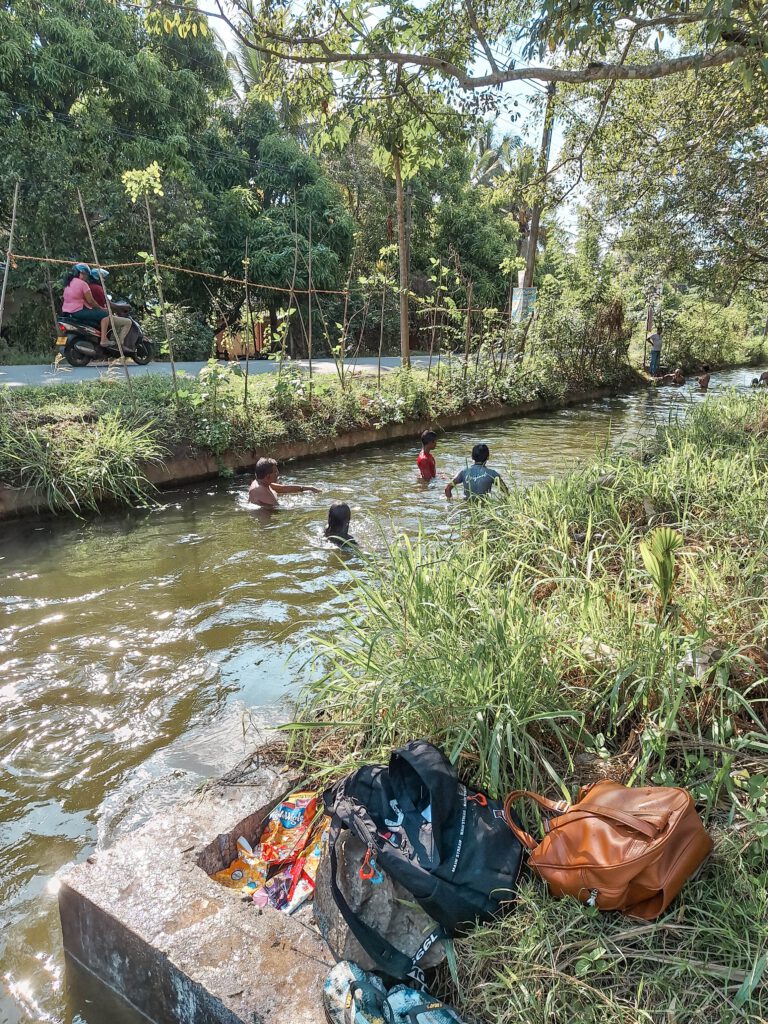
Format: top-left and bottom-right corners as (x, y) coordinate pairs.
(62, 263), (109, 347)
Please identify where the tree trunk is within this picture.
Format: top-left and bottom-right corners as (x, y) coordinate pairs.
(392, 153), (411, 368)
(523, 84), (556, 290)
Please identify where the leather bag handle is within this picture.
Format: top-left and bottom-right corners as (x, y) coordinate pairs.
(503, 790), (569, 851)
(545, 804), (664, 840)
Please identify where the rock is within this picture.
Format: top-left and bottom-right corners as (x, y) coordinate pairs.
(314, 832), (446, 971)
(587, 472), (617, 494)
(677, 644), (724, 681)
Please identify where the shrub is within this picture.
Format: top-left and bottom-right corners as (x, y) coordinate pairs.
(142, 304), (215, 361)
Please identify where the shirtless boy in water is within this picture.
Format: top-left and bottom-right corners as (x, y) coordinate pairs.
(248, 457), (320, 507)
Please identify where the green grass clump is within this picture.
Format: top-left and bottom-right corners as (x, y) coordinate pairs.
(292, 390), (768, 1022)
(454, 835), (767, 1024)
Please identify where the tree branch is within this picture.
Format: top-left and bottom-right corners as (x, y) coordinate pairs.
(174, 1), (756, 88)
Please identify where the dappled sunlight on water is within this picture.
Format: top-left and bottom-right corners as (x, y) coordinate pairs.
(0, 368), (762, 1022)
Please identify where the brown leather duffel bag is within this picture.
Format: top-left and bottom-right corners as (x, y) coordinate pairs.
(504, 780), (713, 919)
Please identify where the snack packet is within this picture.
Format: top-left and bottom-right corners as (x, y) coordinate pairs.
(258, 791), (318, 865)
(285, 820), (330, 913)
(212, 836), (269, 892)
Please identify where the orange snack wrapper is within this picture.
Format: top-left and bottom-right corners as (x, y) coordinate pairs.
(258, 790), (318, 864)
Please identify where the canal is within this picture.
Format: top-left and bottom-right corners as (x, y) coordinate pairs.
(0, 366), (762, 1023)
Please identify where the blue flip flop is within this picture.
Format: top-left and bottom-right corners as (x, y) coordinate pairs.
(384, 984), (466, 1024)
(323, 961), (388, 1024)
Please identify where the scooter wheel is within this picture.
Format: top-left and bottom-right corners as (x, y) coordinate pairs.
(64, 346), (91, 367)
(131, 338), (152, 365)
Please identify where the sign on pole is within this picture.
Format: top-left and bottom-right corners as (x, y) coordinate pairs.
(511, 287), (537, 322)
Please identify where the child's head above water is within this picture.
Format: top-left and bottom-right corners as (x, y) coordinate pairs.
(255, 457), (278, 483)
(472, 443), (490, 465)
(421, 429), (437, 451)
(325, 501), (352, 539)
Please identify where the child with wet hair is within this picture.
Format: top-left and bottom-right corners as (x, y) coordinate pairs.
(325, 502), (354, 545)
(417, 429), (438, 481)
(445, 443), (508, 500)
(248, 457), (320, 507)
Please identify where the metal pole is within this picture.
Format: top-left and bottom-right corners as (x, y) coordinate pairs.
(0, 182), (20, 340)
(77, 188), (133, 393)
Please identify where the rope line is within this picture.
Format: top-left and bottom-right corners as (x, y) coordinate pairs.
(8, 253), (515, 314)
(8, 252), (351, 296)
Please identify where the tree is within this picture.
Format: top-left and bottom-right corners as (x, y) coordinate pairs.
(201, 0), (767, 90)
(568, 61), (768, 298)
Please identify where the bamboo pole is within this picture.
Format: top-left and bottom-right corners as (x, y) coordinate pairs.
(427, 261), (442, 380)
(377, 274), (387, 391)
(392, 152), (411, 368)
(307, 212), (313, 402)
(243, 238), (251, 408)
(463, 280), (473, 384)
(41, 230), (59, 336)
(0, 182), (20, 341)
(142, 192), (178, 400)
(77, 188), (133, 393)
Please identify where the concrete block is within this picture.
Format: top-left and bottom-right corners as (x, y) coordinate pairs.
(58, 765), (334, 1024)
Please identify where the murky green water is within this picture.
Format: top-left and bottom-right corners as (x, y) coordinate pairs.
(0, 367), (763, 1023)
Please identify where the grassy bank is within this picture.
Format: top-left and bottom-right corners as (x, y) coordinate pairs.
(0, 355), (636, 513)
(292, 391), (768, 1023)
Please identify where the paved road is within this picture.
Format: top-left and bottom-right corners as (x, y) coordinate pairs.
(0, 356), (434, 387)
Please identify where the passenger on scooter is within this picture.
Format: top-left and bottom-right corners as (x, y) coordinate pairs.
(89, 268), (134, 351)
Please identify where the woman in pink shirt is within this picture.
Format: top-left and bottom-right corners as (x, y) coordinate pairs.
(62, 263), (111, 347)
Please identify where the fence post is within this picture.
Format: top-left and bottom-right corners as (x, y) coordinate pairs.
(0, 182), (20, 341)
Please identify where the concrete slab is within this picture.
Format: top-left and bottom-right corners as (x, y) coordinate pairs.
(58, 764), (334, 1024)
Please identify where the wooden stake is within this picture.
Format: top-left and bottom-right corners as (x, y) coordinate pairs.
(307, 212), (313, 401)
(243, 238), (251, 408)
(143, 192), (178, 400)
(0, 182), (20, 341)
(77, 188), (133, 393)
(41, 230), (59, 335)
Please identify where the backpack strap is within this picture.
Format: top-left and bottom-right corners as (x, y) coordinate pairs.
(327, 814), (445, 985)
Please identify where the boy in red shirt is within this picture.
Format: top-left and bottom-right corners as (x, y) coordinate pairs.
(417, 430), (438, 481)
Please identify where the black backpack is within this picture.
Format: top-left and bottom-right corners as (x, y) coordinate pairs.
(323, 740), (523, 981)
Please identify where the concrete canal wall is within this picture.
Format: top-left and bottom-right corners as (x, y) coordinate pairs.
(0, 385), (623, 521)
(58, 762), (332, 1024)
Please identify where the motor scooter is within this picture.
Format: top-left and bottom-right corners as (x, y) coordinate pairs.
(56, 303), (152, 366)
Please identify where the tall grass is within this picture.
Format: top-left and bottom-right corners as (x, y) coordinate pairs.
(0, 402), (163, 513)
(292, 390), (768, 1022)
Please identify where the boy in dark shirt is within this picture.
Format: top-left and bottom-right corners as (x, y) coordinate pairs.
(417, 430), (438, 481)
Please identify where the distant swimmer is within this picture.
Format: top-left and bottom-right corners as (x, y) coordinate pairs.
(751, 371), (768, 387)
(697, 365), (711, 391)
(248, 457), (320, 507)
(657, 367), (686, 387)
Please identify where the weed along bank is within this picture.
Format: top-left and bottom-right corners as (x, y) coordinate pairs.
(49, 389), (768, 1024)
